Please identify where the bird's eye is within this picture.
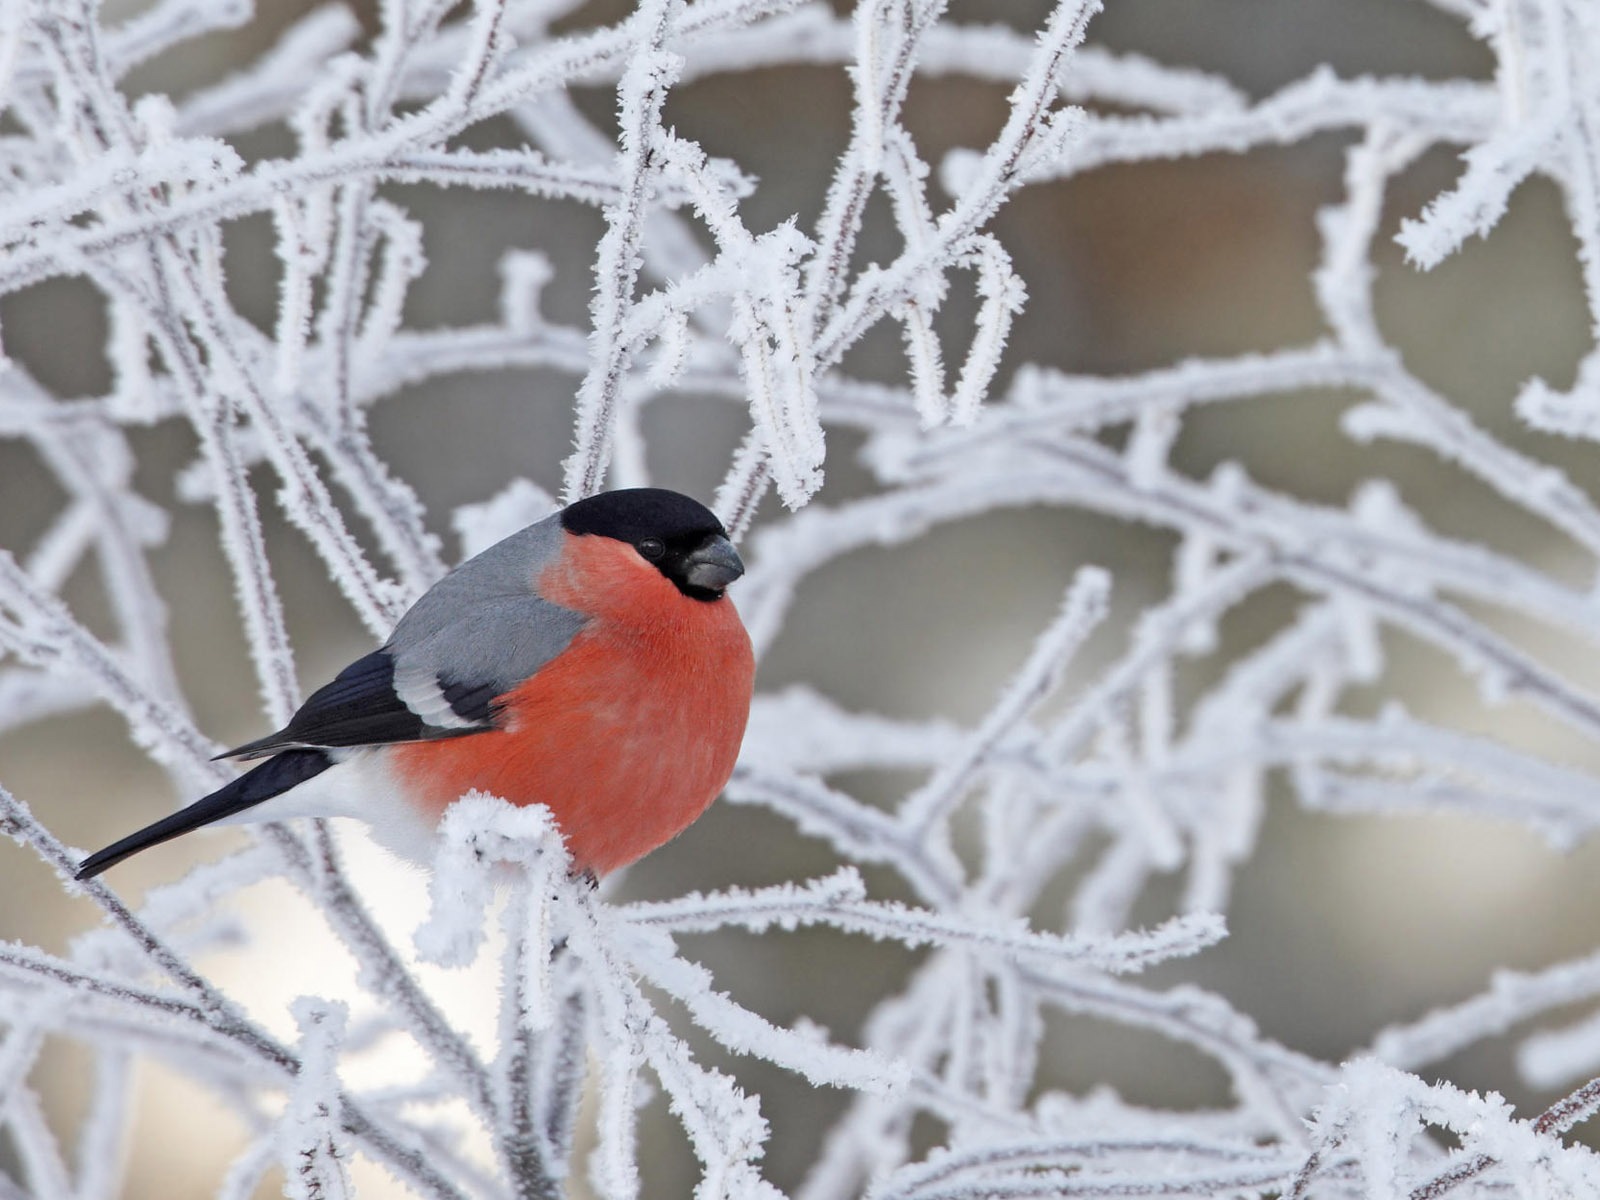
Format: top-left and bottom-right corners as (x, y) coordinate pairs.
(637, 538), (666, 561)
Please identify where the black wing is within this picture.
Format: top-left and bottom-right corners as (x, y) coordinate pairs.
(217, 650), (491, 761)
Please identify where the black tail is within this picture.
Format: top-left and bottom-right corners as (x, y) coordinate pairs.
(76, 750), (335, 880)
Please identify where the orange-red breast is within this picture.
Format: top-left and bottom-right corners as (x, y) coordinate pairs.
(77, 488), (755, 879)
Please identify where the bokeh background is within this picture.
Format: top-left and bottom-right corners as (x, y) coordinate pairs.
(4, 0), (1599, 1194)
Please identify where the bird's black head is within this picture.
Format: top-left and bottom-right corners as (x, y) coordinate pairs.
(560, 488), (745, 601)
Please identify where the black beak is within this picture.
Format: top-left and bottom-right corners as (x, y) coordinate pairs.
(683, 535), (745, 592)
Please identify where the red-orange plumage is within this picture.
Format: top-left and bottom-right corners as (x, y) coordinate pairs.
(389, 533), (755, 875)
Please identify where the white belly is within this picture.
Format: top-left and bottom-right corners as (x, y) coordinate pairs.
(212, 749), (442, 864)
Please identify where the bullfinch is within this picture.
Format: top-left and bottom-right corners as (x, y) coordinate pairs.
(76, 488), (755, 880)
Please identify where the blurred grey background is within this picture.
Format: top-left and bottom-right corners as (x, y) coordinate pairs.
(4, 0), (1600, 1195)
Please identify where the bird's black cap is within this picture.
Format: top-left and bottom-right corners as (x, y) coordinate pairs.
(561, 488), (740, 601)
(560, 488), (727, 545)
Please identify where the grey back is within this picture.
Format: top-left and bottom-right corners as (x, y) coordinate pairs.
(386, 515), (588, 700)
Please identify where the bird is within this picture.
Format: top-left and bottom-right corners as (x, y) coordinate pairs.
(76, 488), (756, 881)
